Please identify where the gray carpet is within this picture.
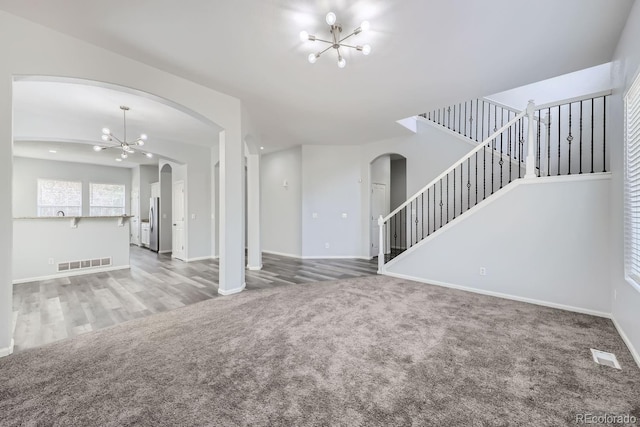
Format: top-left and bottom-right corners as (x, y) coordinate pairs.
(1, 275), (639, 426)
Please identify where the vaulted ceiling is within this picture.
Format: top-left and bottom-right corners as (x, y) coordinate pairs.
(0, 0), (634, 153)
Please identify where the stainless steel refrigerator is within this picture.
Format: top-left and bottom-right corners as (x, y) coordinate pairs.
(149, 197), (160, 252)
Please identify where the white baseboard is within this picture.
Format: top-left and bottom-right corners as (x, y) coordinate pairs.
(0, 339), (14, 358)
(185, 256), (215, 262)
(247, 264), (263, 271)
(12, 265), (130, 284)
(384, 271), (612, 319)
(301, 255), (372, 260)
(218, 283), (246, 296)
(611, 317), (640, 370)
(159, 250), (172, 254)
(262, 250), (302, 259)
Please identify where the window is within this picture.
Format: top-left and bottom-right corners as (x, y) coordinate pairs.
(625, 71), (640, 288)
(37, 179), (82, 217)
(90, 183), (126, 216)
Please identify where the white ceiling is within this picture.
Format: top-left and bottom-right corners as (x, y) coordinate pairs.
(0, 0), (634, 152)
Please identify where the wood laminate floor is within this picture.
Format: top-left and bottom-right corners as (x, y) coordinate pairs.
(12, 246), (377, 352)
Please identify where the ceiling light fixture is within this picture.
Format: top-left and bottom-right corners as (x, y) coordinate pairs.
(300, 12), (371, 68)
(93, 106), (153, 161)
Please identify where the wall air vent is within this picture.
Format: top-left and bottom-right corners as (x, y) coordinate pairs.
(57, 257), (112, 272)
(590, 349), (621, 369)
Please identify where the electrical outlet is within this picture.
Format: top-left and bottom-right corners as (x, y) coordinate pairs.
(325, 242), (330, 249)
(48, 258), (54, 265)
(479, 267), (487, 276)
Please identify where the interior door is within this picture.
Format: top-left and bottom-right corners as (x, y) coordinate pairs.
(371, 183), (386, 257)
(130, 189), (140, 245)
(172, 181), (186, 260)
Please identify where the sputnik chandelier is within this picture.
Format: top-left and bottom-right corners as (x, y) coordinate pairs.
(300, 12), (371, 68)
(93, 106), (153, 161)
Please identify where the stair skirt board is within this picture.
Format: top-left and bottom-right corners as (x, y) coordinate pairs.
(382, 173), (611, 272)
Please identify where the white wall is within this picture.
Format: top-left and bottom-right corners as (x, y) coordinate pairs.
(390, 158), (407, 211)
(12, 157), (131, 217)
(13, 217), (130, 282)
(487, 62), (613, 109)
(261, 147), (302, 257)
(0, 10), (244, 353)
(386, 176), (612, 316)
(609, 0), (640, 366)
(302, 145), (362, 258)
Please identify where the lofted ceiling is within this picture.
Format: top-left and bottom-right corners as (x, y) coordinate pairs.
(0, 0), (634, 152)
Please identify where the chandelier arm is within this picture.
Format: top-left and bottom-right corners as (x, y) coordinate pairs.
(109, 134), (124, 144)
(318, 44), (334, 56)
(314, 38), (334, 45)
(338, 31), (358, 44)
(339, 43), (358, 50)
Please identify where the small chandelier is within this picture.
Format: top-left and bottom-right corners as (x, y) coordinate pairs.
(93, 106), (153, 161)
(300, 12), (371, 68)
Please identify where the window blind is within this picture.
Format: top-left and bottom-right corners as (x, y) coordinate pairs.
(625, 72), (640, 286)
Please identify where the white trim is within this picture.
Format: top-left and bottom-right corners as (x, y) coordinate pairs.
(384, 173), (612, 270)
(158, 250), (172, 254)
(12, 265), (130, 284)
(611, 317), (640, 370)
(185, 256), (215, 262)
(384, 271), (611, 319)
(262, 250), (302, 259)
(0, 339), (14, 358)
(218, 283), (246, 296)
(301, 255), (371, 260)
(247, 264), (263, 271)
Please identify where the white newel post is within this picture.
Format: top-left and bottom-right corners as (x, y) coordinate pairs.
(525, 99), (537, 179)
(377, 215), (385, 274)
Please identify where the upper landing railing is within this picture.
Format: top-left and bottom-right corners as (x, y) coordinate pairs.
(379, 92), (610, 271)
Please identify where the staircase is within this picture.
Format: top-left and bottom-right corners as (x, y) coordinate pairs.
(377, 92), (610, 272)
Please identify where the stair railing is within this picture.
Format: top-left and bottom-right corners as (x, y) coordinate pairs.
(378, 105), (533, 273)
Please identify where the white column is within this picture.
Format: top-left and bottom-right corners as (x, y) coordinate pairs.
(0, 77), (14, 356)
(525, 99), (538, 179)
(218, 129), (246, 295)
(246, 153), (262, 270)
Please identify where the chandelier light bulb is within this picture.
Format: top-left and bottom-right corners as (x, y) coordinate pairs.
(140, 134), (147, 141)
(362, 44), (371, 55)
(308, 53), (318, 64)
(115, 158), (122, 162)
(326, 12), (336, 25)
(360, 20), (370, 32)
(102, 127), (110, 135)
(101, 134), (109, 141)
(93, 145), (103, 151)
(121, 152), (128, 159)
(146, 152), (153, 158)
(338, 57), (346, 68)
(300, 30), (309, 42)
(137, 139), (145, 146)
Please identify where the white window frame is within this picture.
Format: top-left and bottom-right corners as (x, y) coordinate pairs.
(624, 69), (640, 292)
(36, 179), (82, 217)
(89, 183), (126, 216)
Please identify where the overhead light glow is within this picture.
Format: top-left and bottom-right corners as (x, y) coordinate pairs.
(325, 12), (336, 25)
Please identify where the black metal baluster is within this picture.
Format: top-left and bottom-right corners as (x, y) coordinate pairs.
(500, 110), (504, 187)
(453, 105), (456, 133)
(508, 123), (512, 183)
(567, 103), (573, 175)
(547, 108), (551, 177)
(439, 179), (443, 228)
(453, 169), (456, 219)
(421, 193), (424, 240)
(475, 99), (479, 142)
(483, 139), (486, 200)
(393, 213), (397, 256)
(446, 174), (449, 224)
(579, 101), (583, 174)
(482, 101), (485, 142)
(591, 98), (594, 173)
(438, 108), (441, 125)
(603, 96), (607, 173)
(517, 120), (521, 178)
(427, 188), (430, 236)
(460, 163), (463, 216)
(433, 184), (436, 233)
(536, 110), (541, 177)
(464, 101), (468, 137)
(447, 106), (451, 129)
(475, 152), (478, 204)
(557, 106), (561, 176)
(458, 103), (462, 135)
(467, 159), (471, 212)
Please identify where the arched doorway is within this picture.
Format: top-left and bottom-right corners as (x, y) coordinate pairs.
(369, 153), (407, 257)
